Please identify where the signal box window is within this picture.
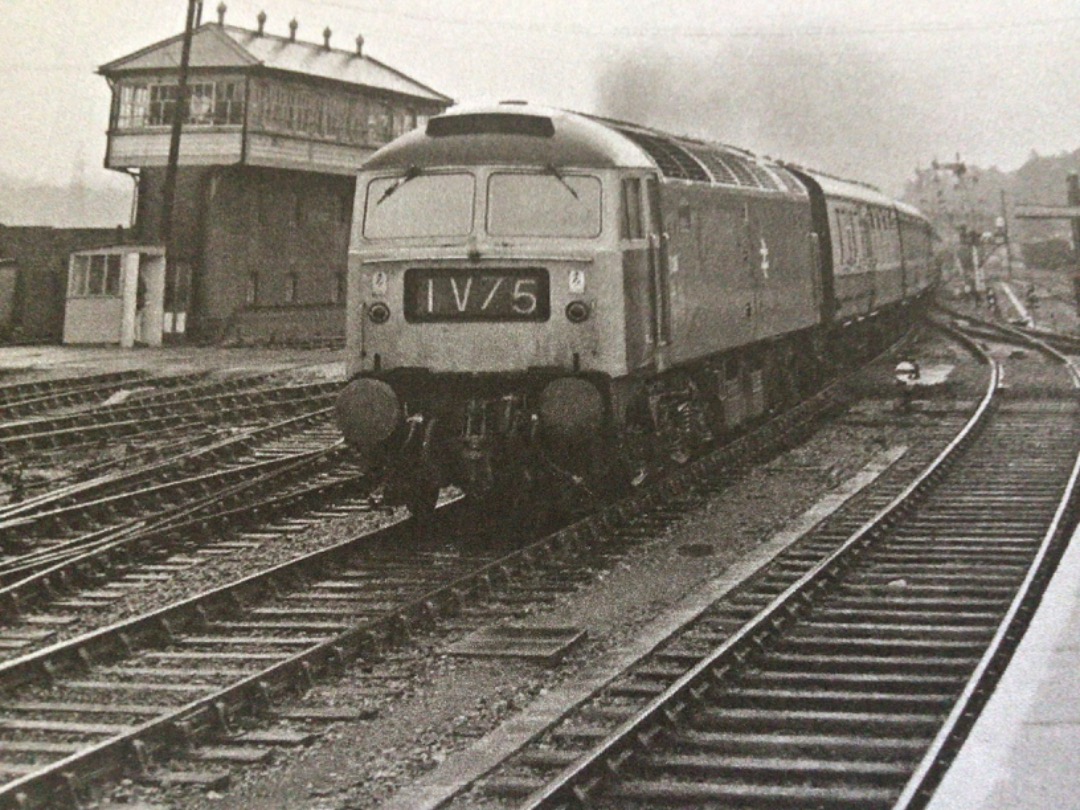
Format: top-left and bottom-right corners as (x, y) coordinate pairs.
(621, 178), (644, 239)
(117, 80), (245, 128)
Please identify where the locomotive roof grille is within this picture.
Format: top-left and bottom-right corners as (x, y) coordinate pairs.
(743, 161), (781, 191)
(715, 152), (759, 187)
(693, 150), (739, 185)
(615, 129), (711, 182)
(427, 113), (556, 138)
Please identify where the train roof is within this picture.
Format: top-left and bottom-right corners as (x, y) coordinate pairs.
(798, 170), (898, 209)
(788, 166), (932, 224)
(363, 103), (807, 196)
(363, 104), (654, 172)
(893, 199), (930, 222)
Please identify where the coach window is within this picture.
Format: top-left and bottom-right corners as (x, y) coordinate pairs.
(620, 178), (644, 239)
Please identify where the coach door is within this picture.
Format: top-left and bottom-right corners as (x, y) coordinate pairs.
(644, 175), (672, 370)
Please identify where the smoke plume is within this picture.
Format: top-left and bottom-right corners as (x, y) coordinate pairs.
(594, 37), (941, 195)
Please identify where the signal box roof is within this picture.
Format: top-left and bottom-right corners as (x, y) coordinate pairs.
(99, 22), (451, 104)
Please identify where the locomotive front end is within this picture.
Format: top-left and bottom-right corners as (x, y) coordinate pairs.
(336, 106), (646, 523)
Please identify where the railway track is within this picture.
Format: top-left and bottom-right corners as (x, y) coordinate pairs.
(0, 371), (157, 420)
(0, 411), (341, 542)
(0, 421), (362, 598)
(0, 323), (931, 809)
(436, 321), (1080, 809)
(0, 378), (340, 455)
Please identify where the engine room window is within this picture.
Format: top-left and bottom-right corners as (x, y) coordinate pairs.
(363, 172), (475, 239)
(487, 172), (601, 237)
(678, 201), (693, 231)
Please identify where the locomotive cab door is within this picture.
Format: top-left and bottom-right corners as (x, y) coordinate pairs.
(644, 175), (672, 371)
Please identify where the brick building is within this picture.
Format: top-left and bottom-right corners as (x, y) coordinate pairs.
(98, 5), (451, 344)
(0, 225), (120, 343)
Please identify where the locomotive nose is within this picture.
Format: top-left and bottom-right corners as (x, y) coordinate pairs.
(335, 378), (402, 451)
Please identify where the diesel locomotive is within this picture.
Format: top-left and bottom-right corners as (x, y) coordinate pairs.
(334, 103), (935, 526)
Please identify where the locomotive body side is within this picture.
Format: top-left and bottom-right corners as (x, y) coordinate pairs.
(656, 178), (819, 367)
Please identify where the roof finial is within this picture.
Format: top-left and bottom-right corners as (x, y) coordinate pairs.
(289, 18), (298, 41)
(355, 33), (364, 57)
(257, 10), (266, 35)
(216, 2), (227, 25)
(323, 26), (332, 49)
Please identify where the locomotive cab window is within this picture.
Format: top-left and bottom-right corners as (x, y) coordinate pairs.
(363, 172), (475, 239)
(620, 178), (644, 239)
(487, 171), (601, 237)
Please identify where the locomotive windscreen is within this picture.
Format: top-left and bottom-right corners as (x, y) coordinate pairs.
(426, 113), (556, 138)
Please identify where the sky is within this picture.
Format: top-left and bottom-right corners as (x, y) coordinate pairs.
(2, 0), (1079, 205)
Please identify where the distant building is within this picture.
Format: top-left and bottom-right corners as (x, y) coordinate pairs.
(96, 5), (451, 344)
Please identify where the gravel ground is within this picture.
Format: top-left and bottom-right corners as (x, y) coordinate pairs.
(0, 325), (985, 810)
(111, 328), (987, 810)
(943, 267), (1080, 334)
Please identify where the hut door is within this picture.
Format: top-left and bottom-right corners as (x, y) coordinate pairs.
(163, 260), (190, 342)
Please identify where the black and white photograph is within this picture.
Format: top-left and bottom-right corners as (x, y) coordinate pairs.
(1, 1), (1079, 808)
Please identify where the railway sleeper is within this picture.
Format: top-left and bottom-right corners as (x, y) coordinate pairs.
(713, 686), (954, 714)
(795, 619), (994, 641)
(687, 706), (942, 737)
(825, 594), (1010, 611)
(632, 752), (911, 786)
(670, 728), (928, 762)
(809, 606), (999, 625)
(604, 776), (897, 809)
(741, 668), (959, 694)
(762, 651), (978, 674)
(777, 634), (986, 656)
(857, 562), (1029, 578)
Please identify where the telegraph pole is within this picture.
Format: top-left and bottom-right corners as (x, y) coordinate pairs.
(999, 189), (1012, 280)
(160, 0), (199, 334)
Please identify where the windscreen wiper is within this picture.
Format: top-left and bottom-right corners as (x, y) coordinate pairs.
(544, 163), (580, 200)
(376, 166), (422, 206)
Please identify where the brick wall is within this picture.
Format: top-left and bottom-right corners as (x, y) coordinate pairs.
(136, 165), (350, 344)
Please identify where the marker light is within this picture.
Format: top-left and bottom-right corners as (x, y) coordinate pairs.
(368, 302), (391, 324)
(565, 301), (590, 323)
